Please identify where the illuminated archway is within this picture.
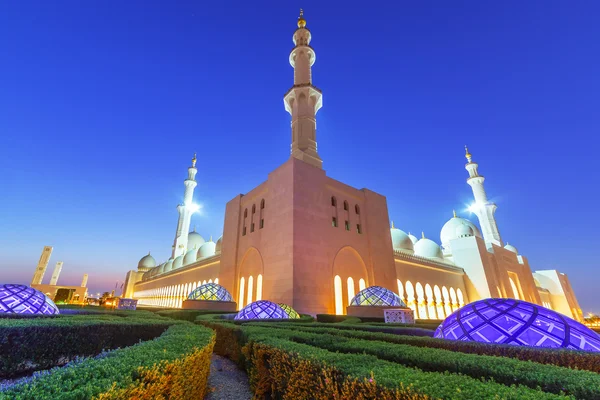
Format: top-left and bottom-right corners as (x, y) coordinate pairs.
(334, 275), (343, 315)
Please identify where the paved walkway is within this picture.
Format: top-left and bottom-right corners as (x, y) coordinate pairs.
(205, 354), (252, 400)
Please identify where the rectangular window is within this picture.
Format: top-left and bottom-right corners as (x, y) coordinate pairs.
(242, 227), (246, 236)
(332, 217), (338, 227)
(260, 219), (264, 229)
(345, 220), (350, 231)
(357, 224), (362, 234)
(251, 223), (255, 233)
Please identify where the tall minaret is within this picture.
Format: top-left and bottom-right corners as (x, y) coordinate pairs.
(284, 9), (323, 169)
(31, 246), (53, 285)
(171, 154), (198, 258)
(465, 146), (502, 246)
(81, 274), (88, 287)
(49, 262), (63, 285)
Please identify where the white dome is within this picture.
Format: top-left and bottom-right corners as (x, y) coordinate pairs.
(150, 265), (161, 277)
(390, 228), (414, 252)
(173, 255), (184, 270)
(187, 231), (206, 251)
(215, 236), (223, 254)
(504, 243), (518, 254)
(408, 233), (419, 245)
(414, 237), (443, 259)
(137, 253), (156, 271)
(183, 248), (197, 266)
(163, 259), (174, 273)
(440, 216), (481, 248)
(198, 240), (216, 259)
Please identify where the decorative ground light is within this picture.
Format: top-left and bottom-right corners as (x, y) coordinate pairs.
(187, 283), (233, 302)
(234, 300), (288, 320)
(0, 284), (60, 315)
(350, 285), (406, 307)
(278, 303), (300, 319)
(434, 298), (600, 352)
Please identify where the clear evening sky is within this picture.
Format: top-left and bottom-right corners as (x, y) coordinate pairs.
(0, 2), (598, 310)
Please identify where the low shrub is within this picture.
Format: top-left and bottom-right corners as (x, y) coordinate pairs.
(258, 326), (600, 399)
(239, 326), (564, 399)
(316, 314), (353, 323)
(0, 313), (174, 378)
(254, 322), (600, 374)
(288, 321), (435, 337)
(197, 320), (245, 364)
(1, 323), (214, 400)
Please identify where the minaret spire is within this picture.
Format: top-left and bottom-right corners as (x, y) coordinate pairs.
(464, 146), (502, 246)
(171, 154), (199, 258)
(284, 9), (323, 169)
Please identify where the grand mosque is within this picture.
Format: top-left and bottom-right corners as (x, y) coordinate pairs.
(122, 11), (583, 321)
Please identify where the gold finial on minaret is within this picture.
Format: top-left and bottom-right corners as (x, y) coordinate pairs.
(465, 145), (472, 163)
(453, 210), (457, 218)
(421, 231), (425, 239)
(391, 221), (395, 229)
(297, 9), (306, 28)
(192, 152), (197, 167)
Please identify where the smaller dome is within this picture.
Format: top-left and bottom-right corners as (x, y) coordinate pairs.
(408, 233), (419, 245)
(350, 286), (406, 307)
(172, 255), (184, 270)
(414, 236), (443, 259)
(150, 265), (161, 277)
(504, 243), (518, 254)
(235, 300), (290, 320)
(440, 216), (481, 248)
(163, 259), (174, 273)
(0, 284), (60, 315)
(183, 248), (197, 266)
(198, 239), (216, 259)
(187, 231), (206, 251)
(188, 283), (233, 302)
(390, 227), (414, 252)
(137, 253), (156, 271)
(278, 303), (300, 319)
(215, 236), (223, 254)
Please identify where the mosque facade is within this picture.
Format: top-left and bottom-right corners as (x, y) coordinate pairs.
(122, 12), (583, 321)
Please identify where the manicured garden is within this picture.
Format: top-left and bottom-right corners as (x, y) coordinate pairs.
(197, 312), (600, 400)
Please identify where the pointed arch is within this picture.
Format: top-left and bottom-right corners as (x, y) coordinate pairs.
(334, 275), (343, 315)
(434, 285), (444, 318)
(238, 277), (245, 310)
(359, 278), (366, 292)
(416, 282), (426, 319)
(347, 277), (355, 305)
(256, 274), (263, 301)
(247, 275), (254, 305)
(425, 284), (436, 319)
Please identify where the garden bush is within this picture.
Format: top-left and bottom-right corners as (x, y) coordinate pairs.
(287, 321), (435, 336)
(238, 326), (565, 399)
(257, 326), (600, 399)
(255, 321), (600, 373)
(0, 313), (174, 378)
(1, 322), (214, 400)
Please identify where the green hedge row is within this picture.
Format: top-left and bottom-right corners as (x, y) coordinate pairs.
(236, 325), (565, 399)
(0, 313), (174, 378)
(255, 325), (600, 399)
(253, 322), (600, 374)
(279, 321), (435, 336)
(156, 309), (237, 322)
(1, 322), (214, 400)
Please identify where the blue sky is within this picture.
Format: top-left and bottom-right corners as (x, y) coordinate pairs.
(0, 1), (598, 311)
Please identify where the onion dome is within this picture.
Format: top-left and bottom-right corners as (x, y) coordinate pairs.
(390, 222), (414, 252)
(197, 238), (216, 259)
(0, 284), (59, 315)
(188, 283), (233, 302)
(504, 243), (518, 254)
(150, 265), (161, 277)
(414, 233), (443, 259)
(172, 255), (184, 270)
(183, 248), (198, 266)
(163, 259), (174, 273)
(137, 252), (156, 272)
(215, 236), (223, 254)
(434, 298), (600, 352)
(235, 300), (291, 320)
(187, 230), (206, 251)
(350, 286), (406, 307)
(440, 213), (481, 249)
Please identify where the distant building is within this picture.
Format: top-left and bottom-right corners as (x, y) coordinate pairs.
(30, 247), (88, 303)
(122, 11), (583, 321)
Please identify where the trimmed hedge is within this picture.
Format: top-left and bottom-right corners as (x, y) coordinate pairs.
(256, 321), (600, 374)
(156, 309), (237, 322)
(0, 313), (174, 378)
(238, 327), (564, 399)
(284, 321), (435, 336)
(1, 322), (214, 400)
(257, 325), (600, 399)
